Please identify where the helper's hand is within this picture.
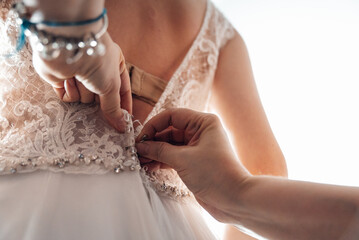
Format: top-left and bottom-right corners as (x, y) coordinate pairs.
(136, 108), (250, 222)
(32, 32), (132, 131)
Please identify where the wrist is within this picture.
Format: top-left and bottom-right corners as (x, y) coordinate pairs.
(216, 165), (253, 224)
(24, 0), (105, 22)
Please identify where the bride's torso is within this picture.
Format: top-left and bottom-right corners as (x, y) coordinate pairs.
(0, 0), (234, 196)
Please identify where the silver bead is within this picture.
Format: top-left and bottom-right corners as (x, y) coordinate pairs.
(127, 146), (137, 154)
(24, 29), (32, 37)
(36, 42), (44, 52)
(125, 125), (133, 133)
(57, 159), (65, 168)
(114, 166), (123, 173)
(52, 41), (60, 49)
(78, 153), (84, 160)
(20, 162), (27, 167)
(86, 48), (95, 56)
(66, 43), (75, 51)
(41, 37), (50, 45)
(90, 40), (98, 48)
(10, 168), (17, 174)
(78, 41), (85, 48)
(160, 183), (167, 191)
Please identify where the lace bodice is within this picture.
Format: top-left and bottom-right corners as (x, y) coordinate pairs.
(0, 0), (235, 197)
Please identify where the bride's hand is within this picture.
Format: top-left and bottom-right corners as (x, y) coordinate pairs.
(32, 32), (132, 131)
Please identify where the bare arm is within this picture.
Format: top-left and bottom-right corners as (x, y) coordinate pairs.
(211, 32), (287, 177)
(230, 176), (359, 240)
(211, 31), (287, 240)
(136, 108), (359, 240)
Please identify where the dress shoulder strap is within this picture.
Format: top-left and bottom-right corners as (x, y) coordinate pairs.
(207, 1), (236, 50)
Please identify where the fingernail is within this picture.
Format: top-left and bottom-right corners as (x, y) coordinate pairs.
(140, 134), (148, 143)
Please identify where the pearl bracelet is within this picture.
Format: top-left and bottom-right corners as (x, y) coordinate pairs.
(9, 2), (108, 64)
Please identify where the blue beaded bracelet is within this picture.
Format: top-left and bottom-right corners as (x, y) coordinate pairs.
(2, 2), (108, 63)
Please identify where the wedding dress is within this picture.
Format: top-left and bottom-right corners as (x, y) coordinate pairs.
(0, 1), (235, 239)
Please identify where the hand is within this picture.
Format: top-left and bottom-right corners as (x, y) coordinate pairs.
(136, 108), (250, 222)
(32, 32), (132, 131)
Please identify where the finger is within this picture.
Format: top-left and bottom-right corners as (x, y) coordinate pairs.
(137, 108), (205, 141)
(53, 79), (80, 102)
(135, 141), (185, 169)
(142, 161), (161, 172)
(36, 68), (65, 89)
(32, 53), (75, 87)
(76, 81), (95, 103)
(119, 58), (132, 114)
(99, 85), (126, 131)
(139, 156), (172, 170)
(139, 156), (154, 164)
(154, 127), (185, 145)
(36, 71), (79, 102)
(61, 78), (80, 102)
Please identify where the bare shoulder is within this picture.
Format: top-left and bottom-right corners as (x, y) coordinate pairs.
(214, 31), (252, 86)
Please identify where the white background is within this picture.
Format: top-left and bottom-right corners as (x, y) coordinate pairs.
(207, 0), (359, 238)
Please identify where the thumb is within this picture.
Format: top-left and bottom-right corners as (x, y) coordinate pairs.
(99, 88), (126, 131)
(136, 141), (184, 169)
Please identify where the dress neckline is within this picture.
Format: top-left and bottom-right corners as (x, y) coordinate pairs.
(143, 0), (212, 123)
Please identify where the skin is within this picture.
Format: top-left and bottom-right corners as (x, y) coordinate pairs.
(28, 0), (287, 238)
(136, 108), (359, 240)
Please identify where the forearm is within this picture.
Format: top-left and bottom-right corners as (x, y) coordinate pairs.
(228, 176), (359, 240)
(23, 0), (105, 21)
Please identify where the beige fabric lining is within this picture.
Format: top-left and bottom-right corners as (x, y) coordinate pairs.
(126, 62), (168, 106)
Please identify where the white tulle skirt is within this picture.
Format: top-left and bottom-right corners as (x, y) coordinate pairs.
(0, 171), (217, 240)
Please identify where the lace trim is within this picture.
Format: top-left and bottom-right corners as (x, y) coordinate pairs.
(0, 109), (141, 175)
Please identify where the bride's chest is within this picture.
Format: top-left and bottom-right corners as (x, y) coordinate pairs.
(105, 2), (208, 122)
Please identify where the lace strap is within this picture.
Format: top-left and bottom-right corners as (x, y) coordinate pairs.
(211, 2), (236, 49)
